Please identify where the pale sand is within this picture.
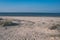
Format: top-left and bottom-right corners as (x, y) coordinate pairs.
(0, 16), (60, 40)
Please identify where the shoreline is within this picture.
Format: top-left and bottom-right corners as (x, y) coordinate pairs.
(0, 16), (60, 22)
(0, 16), (60, 17)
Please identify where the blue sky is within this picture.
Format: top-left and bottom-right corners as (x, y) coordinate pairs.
(0, 0), (60, 13)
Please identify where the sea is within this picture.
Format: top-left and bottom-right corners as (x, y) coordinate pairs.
(0, 12), (60, 17)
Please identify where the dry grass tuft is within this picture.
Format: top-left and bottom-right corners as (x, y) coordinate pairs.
(49, 23), (60, 30)
(0, 19), (19, 27)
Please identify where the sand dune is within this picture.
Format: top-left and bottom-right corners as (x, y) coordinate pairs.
(0, 16), (60, 40)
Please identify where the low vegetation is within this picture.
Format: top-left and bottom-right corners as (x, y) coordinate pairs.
(0, 18), (3, 20)
(49, 23), (60, 30)
(0, 18), (19, 27)
(48, 23), (60, 38)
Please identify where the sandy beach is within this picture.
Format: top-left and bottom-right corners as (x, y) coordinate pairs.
(0, 16), (60, 40)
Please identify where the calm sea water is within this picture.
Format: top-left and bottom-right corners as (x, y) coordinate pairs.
(0, 13), (60, 17)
